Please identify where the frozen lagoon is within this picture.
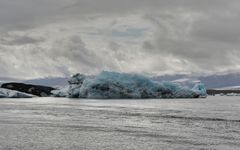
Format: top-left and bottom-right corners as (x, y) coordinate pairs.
(0, 97), (240, 150)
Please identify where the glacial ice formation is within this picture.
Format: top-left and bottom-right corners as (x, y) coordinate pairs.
(192, 83), (207, 98)
(63, 71), (206, 99)
(51, 86), (69, 97)
(0, 88), (33, 98)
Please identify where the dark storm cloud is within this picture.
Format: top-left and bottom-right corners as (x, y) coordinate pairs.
(0, 0), (240, 78)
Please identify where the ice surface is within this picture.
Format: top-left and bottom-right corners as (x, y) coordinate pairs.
(51, 86), (69, 97)
(0, 88), (33, 98)
(0, 97), (239, 150)
(50, 74), (86, 98)
(191, 83), (207, 98)
(0, 91), (5, 98)
(65, 71), (206, 99)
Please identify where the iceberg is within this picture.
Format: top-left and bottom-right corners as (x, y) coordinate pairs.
(51, 86), (69, 97)
(191, 83), (207, 98)
(51, 73), (87, 97)
(64, 71), (206, 99)
(0, 88), (33, 98)
(0, 91), (6, 98)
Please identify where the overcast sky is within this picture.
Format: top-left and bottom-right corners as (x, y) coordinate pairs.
(0, 0), (240, 79)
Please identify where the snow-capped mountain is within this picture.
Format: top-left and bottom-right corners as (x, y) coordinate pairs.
(152, 73), (240, 89)
(216, 86), (240, 90)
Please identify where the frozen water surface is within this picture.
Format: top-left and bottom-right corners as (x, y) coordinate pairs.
(0, 97), (240, 150)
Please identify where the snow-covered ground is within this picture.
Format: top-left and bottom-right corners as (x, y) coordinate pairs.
(0, 97), (239, 149)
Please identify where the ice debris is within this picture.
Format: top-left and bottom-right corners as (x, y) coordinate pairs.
(0, 88), (33, 98)
(51, 86), (69, 97)
(192, 83), (207, 98)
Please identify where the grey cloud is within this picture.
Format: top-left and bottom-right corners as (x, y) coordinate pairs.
(0, 0), (236, 31)
(191, 15), (240, 45)
(1, 0), (240, 78)
(142, 41), (155, 50)
(139, 3), (240, 73)
(0, 0), (71, 30)
(64, 0), (234, 15)
(53, 36), (103, 69)
(0, 34), (44, 46)
(109, 41), (121, 51)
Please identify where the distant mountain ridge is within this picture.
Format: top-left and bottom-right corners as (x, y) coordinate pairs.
(0, 77), (20, 86)
(24, 77), (69, 87)
(0, 77), (68, 87)
(1, 73), (240, 89)
(199, 74), (240, 89)
(152, 73), (240, 89)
